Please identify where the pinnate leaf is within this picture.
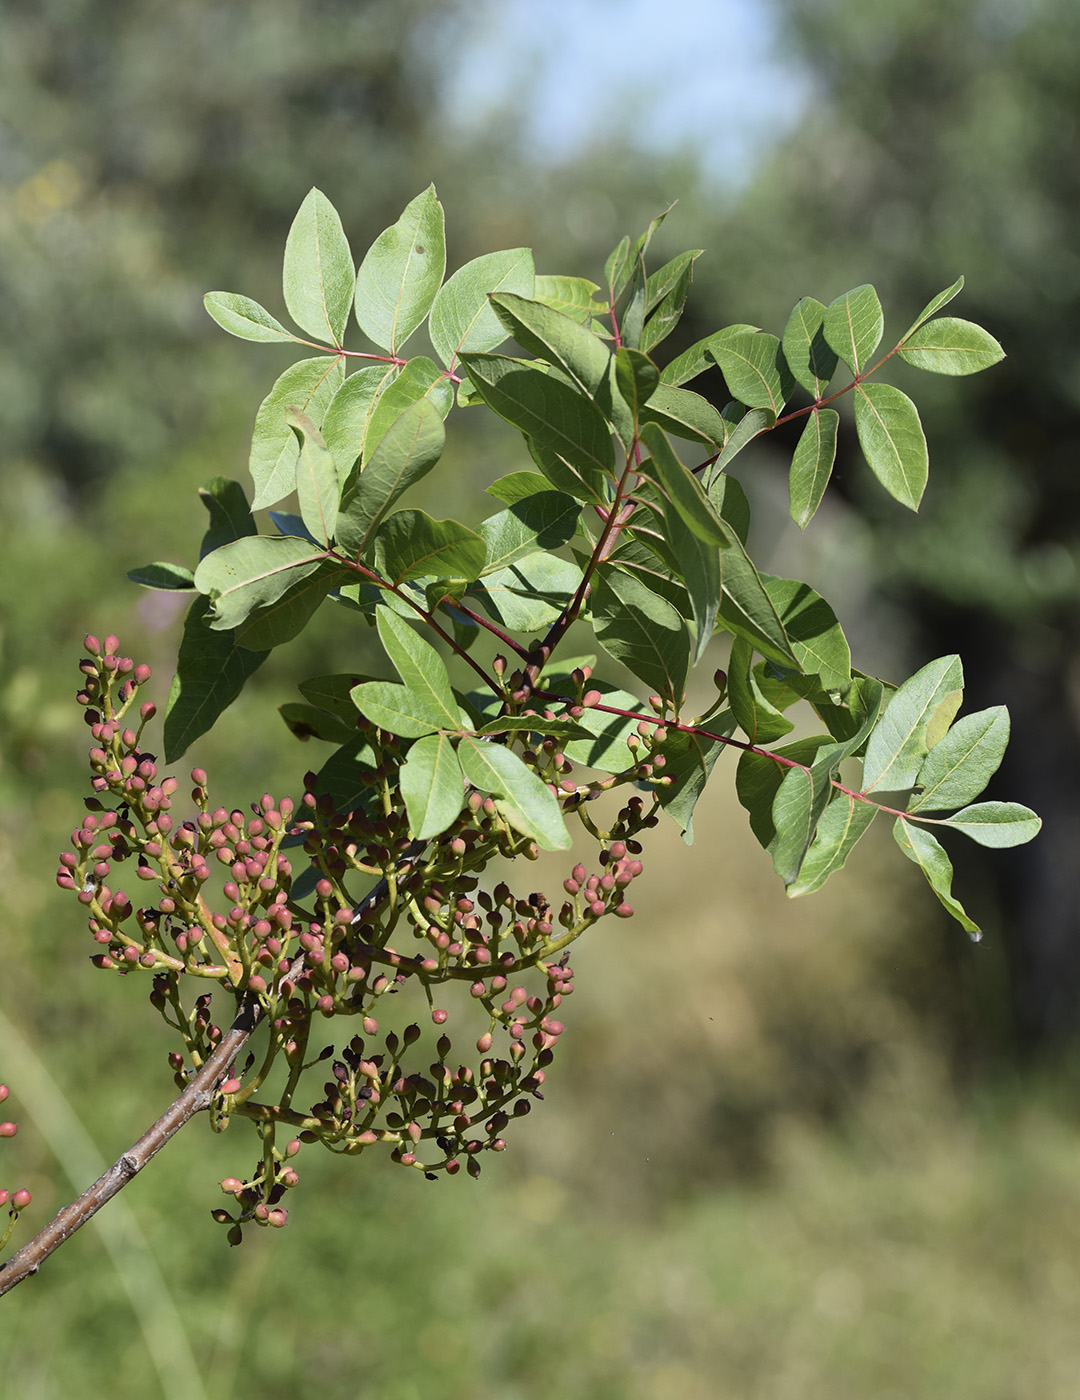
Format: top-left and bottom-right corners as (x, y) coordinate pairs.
(375, 606), (461, 729)
(787, 792), (878, 897)
(164, 597), (269, 761)
(592, 566), (690, 705)
(194, 535), (327, 632)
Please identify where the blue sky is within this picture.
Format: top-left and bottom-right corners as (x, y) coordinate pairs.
(440, 0), (811, 184)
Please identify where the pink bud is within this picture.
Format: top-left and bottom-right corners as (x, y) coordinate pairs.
(11, 1188), (31, 1210)
(0, 1122), (16, 1138)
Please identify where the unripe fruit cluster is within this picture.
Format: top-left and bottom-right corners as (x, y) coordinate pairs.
(56, 635), (661, 1245)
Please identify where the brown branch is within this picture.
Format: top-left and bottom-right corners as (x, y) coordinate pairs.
(0, 847), (421, 1299)
(0, 991), (263, 1298)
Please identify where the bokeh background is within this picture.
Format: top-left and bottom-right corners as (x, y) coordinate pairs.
(2, 1), (1080, 1395)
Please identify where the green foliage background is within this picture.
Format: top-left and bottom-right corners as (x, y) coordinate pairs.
(2, 0), (1079, 1394)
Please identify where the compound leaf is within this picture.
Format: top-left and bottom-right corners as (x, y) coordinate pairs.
(788, 408), (839, 529)
(908, 705), (1010, 813)
(336, 398), (445, 558)
(824, 284), (883, 374)
(782, 297), (838, 397)
(457, 738), (571, 851)
(249, 356), (344, 510)
(938, 801), (1041, 848)
(862, 655), (964, 794)
(898, 317), (1005, 376)
(893, 818), (980, 934)
(399, 732), (466, 839)
(203, 292), (298, 345)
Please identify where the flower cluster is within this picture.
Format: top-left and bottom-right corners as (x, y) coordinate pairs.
(54, 636), (655, 1242)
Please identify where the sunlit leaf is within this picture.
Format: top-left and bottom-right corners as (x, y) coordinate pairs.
(854, 382), (928, 511)
(354, 184), (446, 353)
(282, 188), (354, 344)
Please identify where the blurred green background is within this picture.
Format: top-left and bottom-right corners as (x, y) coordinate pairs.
(2, 1), (1080, 1394)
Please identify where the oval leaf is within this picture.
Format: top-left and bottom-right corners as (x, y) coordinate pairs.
(400, 733), (466, 840)
(788, 408), (839, 529)
(907, 705), (1010, 813)
(282, 188), (355, 344)
(203, 292), (298, 344)
(823, 284), (883, 374)
(897, 317), (1005, 376)
(939, 801), (1041, 848)
(782, 297), (838, 397)
(354, 185), (446, 354)
(457, 738), (571, 851)
(854, 382), (928, 511)
(249, 356), (345, 511)
(430, 248), (535, 369)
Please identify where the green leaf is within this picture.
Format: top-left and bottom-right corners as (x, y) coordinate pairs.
(735, 736), (834, 850)
(363, 357), (453, 454)
(592, 566), (690, 705)
(336, 398), (445, 558)
(615, 347), (660, 421)
(349, 681), (442, 738)
(196, 476), (257, 558)
(782, 297), (838, 397)
(908, 706), (1010, 813)
(758, 573), (851, 689)
(127, 561), (195, 590)
(897, 318), (1005, 376)
(237, 561), (346, 650)
(282, 188), (354, 344)
(203, 292), (298, 345)
(787, 792), (878, 897)
(904, 276), (965, 337)
(194, 535), (327, 631)
(249, 356), (345, 511)
(490, 293), (611, 396)
(375, 510), (486, 585)
(937, 802), (1041, 848)
(641, 255), (697, 353)
(321, 366), (397, 484)
(375, 607), (461, 729)
(893, 818), (981, 934)
(288, 408), (338, 546)
(709, 331), (794, 414)
(163, 597), (269, 761)
(769, 748), (839, 885)
(788, 408), (839, 529)
(638, 383), (729, 450)
(655, 725), (730, 843)
(707, 473), (751, 545)
(278, 702), (357, 745)
(354, 184), (446, 354)
(853, 382), (928, 511)
(862, 655), (964, 794)
(470, 551), (582, 632)
(399, 733), (467, 839)
(712, 406), (775, 472)
(659, 325), (757, 387)
(660, 497), (721, 664)
(823, 284), (883, 374)
(728, 637), (795, 745)
(457, 738), (571, 851)
(637, 423), (730, 542)
(430, 249), (535, 369)
(715, 549), (799, 671)
(533, 274), (607, 325)
(485, 470), (552, 505)
(478, 492), (580, 573)
(298, 673), (370, 723)
(460, 353), (613, 503)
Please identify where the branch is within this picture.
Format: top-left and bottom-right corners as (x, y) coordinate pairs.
(0, 993), (263, 1298)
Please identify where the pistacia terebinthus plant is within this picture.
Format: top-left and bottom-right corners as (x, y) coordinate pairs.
(1, 187), (1040, 1294)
